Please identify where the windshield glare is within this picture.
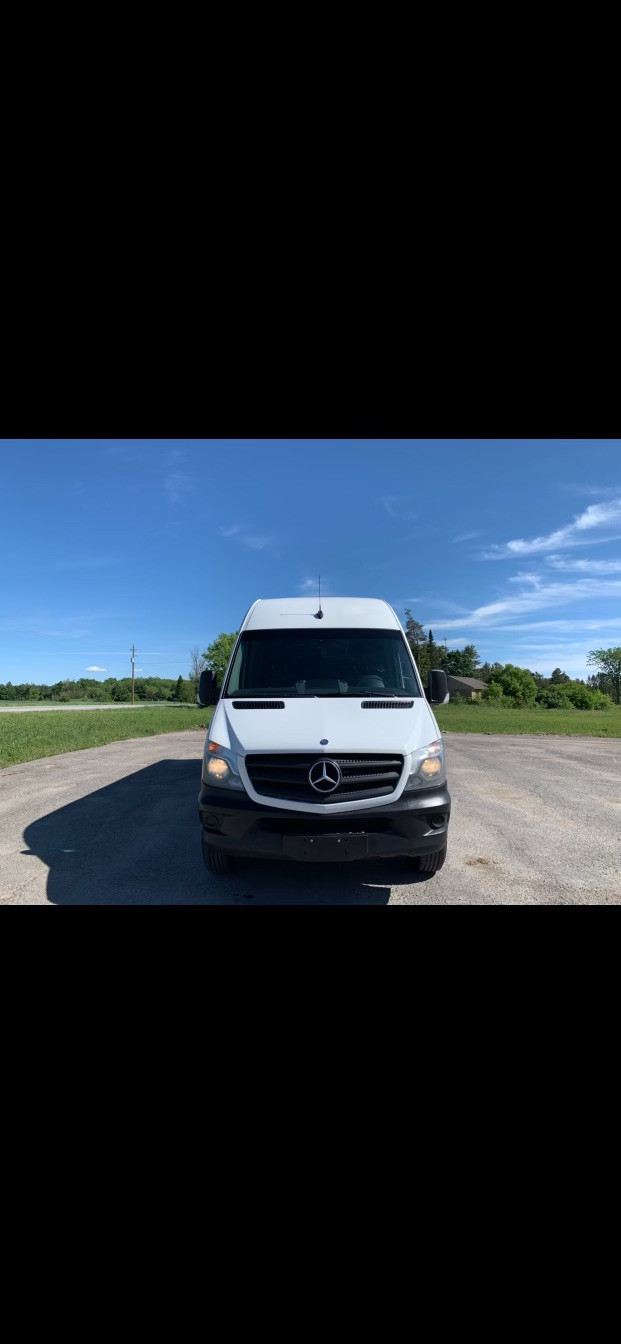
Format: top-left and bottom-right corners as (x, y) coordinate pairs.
(224, 629), (421, 697)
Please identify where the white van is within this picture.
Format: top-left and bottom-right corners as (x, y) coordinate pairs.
(197, 597), (450, 875)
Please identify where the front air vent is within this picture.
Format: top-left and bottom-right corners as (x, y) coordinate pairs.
(232, 701), (285, 709)
(361, 700), (414, 709)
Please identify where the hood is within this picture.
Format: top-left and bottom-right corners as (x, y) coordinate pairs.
(209, 696), (439, 757)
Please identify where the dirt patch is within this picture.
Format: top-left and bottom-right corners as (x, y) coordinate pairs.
(465, 856), (497, 866)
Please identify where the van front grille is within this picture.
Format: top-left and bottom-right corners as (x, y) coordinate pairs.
(244, 753), (404, 804)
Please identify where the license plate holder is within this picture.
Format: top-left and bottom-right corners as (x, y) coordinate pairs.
(282, 834), (368, 862)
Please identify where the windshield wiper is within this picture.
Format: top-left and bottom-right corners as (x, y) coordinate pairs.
(291, 691), (415, 698)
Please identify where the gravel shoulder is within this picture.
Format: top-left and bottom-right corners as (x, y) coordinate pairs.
(1, 730), (620, 904)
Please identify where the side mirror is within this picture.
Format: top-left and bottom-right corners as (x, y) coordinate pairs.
(197, 669), (219, 707)
(427, 669), (449, 705)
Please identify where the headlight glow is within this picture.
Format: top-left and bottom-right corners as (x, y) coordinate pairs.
(207, 757), (230, 780)
(203, 739), (245, 791)
(405, 739), (446, 789)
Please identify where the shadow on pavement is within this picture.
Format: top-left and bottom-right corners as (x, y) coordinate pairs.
(23, 760), (433, 905)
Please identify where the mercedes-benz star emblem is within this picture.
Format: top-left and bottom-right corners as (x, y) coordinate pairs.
(309, 759), (341, 793)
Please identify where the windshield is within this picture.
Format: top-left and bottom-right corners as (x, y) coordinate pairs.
(224, 628), (421, 697)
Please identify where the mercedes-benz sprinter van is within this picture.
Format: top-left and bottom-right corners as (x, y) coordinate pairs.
(197, 597), (450, 874)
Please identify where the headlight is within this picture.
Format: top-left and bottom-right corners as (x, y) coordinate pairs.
(203, 740), (245, 790)
(405, 739), (446, 789)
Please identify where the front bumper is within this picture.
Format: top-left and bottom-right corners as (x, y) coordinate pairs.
(198, 782), (451, 862)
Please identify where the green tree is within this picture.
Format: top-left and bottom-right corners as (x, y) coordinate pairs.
(490, 663), (537, 707)
(477, 661), (504, 684)
(111, 679), (131, 702)
(590, 689), (613, 710)
(563, 681), (592, 709)
(587, 671), (614, 699)
(171, 675), (194, 702)
(426, 628), (439, 672)
(403, 610), (425, 668)
(202, 632), (238, 685)
(587, 647), (621, 704)
(483, 680), (504, 703)
(445, 644), (480, 677)
(537, 684), (572, 709)
(550, 667), (570, 684)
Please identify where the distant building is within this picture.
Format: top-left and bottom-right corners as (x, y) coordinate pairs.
(446, 675), (487, 701)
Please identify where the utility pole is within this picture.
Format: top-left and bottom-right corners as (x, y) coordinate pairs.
(131, 644), (136, 704)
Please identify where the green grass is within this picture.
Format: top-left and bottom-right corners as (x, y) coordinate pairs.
(4, 697), (620, 768)
(0, 699), (175, 706)
(0, 705), (215, 768)
(435, 702), (621, 737)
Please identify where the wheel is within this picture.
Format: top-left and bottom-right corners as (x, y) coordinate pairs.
(412, 844), (447, 873)
(202, 837), (233, 874)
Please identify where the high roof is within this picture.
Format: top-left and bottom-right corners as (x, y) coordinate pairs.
(243, 597), (401, 632)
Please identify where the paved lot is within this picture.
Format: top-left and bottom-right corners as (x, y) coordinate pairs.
(1, 731), (620, 904)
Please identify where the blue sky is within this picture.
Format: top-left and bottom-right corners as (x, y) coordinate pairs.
(2, 439), (621, 684)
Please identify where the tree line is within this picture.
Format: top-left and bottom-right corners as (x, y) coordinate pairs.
(202, 622), (621, 709)
(9, 632), (617, 710)
(402, 613), (621, 709)
(0, 649), (211, 703)
(0, 675), (198, 703)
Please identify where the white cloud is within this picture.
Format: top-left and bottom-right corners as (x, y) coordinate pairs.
(85, 665), (107, 672)
(427, 575), (621, 630)
(379, 497), (417, 520)
(545, 554), (621, 574)
(560, 482), (621, 498)
(482, 498), (621, 558)
(466, 618), (621, 633)
(244, 535), (276, 550)
(507, 572), (542, 586)
(298, 576), (332, 594)
(216, 525), (276, 550)
(452, 530), (482, 543)
(164, 472), (193, 505)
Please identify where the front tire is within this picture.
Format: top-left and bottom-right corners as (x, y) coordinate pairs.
(413, 844), (447, 873)
(202, 837), (233, 875)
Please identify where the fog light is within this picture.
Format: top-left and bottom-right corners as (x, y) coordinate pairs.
(205, 815), (219, 829)
(430, 815), (445, 829)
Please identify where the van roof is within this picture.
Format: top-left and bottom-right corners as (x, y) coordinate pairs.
(243, 597), (401, 632)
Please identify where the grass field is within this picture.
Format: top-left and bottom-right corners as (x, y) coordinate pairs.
(3, 698), (620, 769)
(435, 702), (621, 737)
(0, 705), (215, 768)
(0, 699), (175, 707)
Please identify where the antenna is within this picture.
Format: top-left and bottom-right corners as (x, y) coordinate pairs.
(314, 574), (324, 619)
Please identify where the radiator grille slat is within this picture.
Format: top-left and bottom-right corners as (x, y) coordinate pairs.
(245, 752), (404, 804)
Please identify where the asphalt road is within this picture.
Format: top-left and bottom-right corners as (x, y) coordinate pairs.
(1, 730), (620, 904)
